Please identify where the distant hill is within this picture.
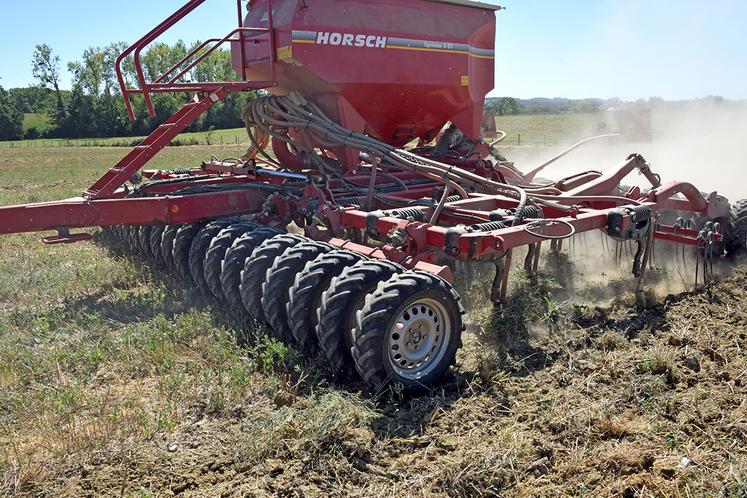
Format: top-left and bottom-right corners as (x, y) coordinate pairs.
(485, 96), (745, 116)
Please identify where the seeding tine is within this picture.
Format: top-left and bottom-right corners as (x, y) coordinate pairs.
(614, 241), (619, 266)
(501, 249), (514, 303)
(533, 242), (542, 273)
(524, 244), (535, 273)
(673, 252), (688, 289)
(491, 250), (514, 305)
(619, 242), (624, 267)
(600, 232), (607, 256)
(633, 230), (654, 300)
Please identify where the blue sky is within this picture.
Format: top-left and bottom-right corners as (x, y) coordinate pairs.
(0, 0), (744, 100)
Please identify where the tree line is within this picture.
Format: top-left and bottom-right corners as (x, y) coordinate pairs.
(0, 41), (255, 141)
(487, 95), (736, 117)
(488, 97), (604, 116)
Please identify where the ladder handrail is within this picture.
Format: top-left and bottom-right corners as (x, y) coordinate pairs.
(157, 27), (269, 86)
(115, 0), (207, 119)
(115, 0), (276, 120)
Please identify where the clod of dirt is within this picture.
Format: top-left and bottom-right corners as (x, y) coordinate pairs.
(685, 355), (701, 372)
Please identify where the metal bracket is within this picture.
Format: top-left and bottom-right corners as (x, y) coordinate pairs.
(42, 228), (93, 245)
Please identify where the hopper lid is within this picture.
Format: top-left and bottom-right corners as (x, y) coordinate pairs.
(425, 0), (503, 11)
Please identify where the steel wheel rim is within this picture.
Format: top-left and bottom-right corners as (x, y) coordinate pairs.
(387, 297), (451, 380)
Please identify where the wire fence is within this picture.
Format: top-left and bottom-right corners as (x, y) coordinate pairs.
(0, 133), (566, 149)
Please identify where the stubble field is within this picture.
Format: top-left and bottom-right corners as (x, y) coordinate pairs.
(1, 132), (747, 497)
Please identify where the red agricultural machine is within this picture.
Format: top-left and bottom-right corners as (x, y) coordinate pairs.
(2, 0), (746, 389)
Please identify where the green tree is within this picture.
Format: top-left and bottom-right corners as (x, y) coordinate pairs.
(496, 97), (520, 116)
(35, 41), (254, 139)
(68, 47), (106, 97)
(32, 44), (66, 123)
(0, 85), (24, 140)
(140, 41), (189, 82)
(9, 86), (64, 114)
(59, 84), (97, 138)
(575, 99), (599, 113)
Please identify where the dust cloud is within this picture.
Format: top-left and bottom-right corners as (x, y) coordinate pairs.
(509, 103), (747, 203)
(488, 104), (747, 302)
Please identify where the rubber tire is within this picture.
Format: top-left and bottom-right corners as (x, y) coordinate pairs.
(287, 251), (367, 355)
(352, 271), (465, 390)
(189, 219), (239, 296)
(173, 222), (208, 281)
(138, 225), (154, 259)
(317, 260), (403, 377)
(262, 242), (335, 343)
(160, 225), (181, 272)
(126, 226), (140, 253)
(204, 222), (259, 302)
(149, 225), (167, 268)
(101, 226), (118, 247)
(240, 234), (307, 327)
(726, 199), (747, 256)
(99, 226), (115, 244)
(221, 227), (282, 320)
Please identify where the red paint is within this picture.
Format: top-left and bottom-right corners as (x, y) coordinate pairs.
(234, 0), (497, 147)
(0, 0), (732, 279)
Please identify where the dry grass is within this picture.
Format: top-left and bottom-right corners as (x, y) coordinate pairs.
(2, 145), (747, 496)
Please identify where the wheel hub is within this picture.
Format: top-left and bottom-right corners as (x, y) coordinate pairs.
(388, 297), (452, 380)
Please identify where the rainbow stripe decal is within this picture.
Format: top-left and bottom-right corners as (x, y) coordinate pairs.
(291, 30), (495, 59)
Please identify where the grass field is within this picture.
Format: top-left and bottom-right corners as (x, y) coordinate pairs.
(1, 126), (253, 149)
(1, 143), (747, 496)
(21, 113), (54, 135)
(3, 112), (608, 149)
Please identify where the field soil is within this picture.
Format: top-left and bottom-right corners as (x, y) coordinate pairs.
(1, 145), (747, 497)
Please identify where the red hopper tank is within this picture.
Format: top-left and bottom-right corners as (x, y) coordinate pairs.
(232, 0), (499, 148)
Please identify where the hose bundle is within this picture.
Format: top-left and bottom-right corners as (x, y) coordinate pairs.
(241, 92), (552, 222)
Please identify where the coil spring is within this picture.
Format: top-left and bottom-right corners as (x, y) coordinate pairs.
(469, 220), (507, 232)
(386, 207), (426, 221)
(521, 205), (545, 219)
(630, 205), (651, 223)
(445, 195), (463, 203)
(171, 168), (194, 176)
(377, 178), (433, 194)
(336, 197), (363, 206)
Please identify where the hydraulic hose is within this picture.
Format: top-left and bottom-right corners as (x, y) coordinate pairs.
(524, 134), (621, 182)
(239, 92), (641, 229)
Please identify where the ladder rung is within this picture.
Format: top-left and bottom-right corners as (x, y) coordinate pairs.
(85, 86), (228, 200)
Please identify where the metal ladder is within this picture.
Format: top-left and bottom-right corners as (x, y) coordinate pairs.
(83, 89), (227, 199)
(83, 0), (278, 200)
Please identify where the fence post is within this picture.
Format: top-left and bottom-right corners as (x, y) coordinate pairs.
(518, 133), (521, 146)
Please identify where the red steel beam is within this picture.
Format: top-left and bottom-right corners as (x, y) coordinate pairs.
(0, 189), (269, 236)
